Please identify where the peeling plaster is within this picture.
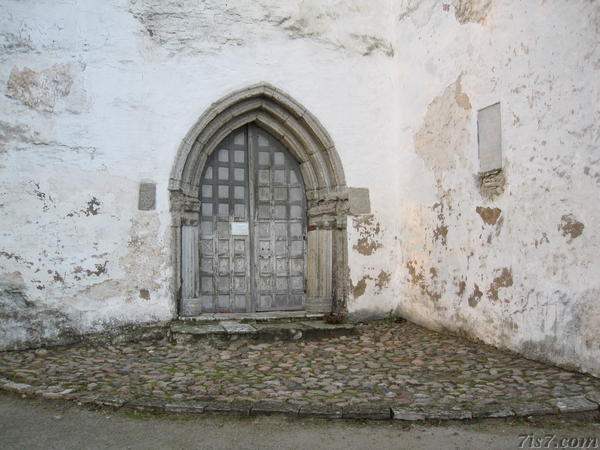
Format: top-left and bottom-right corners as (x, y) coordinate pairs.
(118, 213), (169, 302)
(352, 276), (368, 298)
(352, 215), (383, 256)
(453, 0), (492, 24)
(433, 224), (448, 246)
(479, 169), (506, 200)
(66, 197), (101, 217)
(487, 267), (513, 302)
(375, 270), (391, 290)
(351, 269), (391, 299)
(6, 64), (73, 112)
(414, 74), (471, 186)
(456, 280), (466, 296)
(0, 0), (599, 378)
(468, 283), (483, 307)
(558, 214), (584, 243)
(406, 259), (441, 302)
(476, 206), (502, 225)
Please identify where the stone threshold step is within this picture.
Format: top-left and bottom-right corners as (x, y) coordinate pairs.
(169, 320), (356, 342)
(178, 311), (325, 323)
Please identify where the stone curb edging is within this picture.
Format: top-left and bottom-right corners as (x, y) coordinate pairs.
(1, 377), (599, 422)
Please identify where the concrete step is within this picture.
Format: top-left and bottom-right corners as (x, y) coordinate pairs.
(169, 319), (357, 343)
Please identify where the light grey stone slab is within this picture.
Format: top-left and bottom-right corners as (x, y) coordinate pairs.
(76, 394), (127, 408)
(220, 321), (256, 334)
(165, 402), (206, 413)
(301, 321), (355, 330)
(550, 396), (599, 413)
(423, 408), (472, 420)
(138, 182), (156, 210)
(477, 102), (502, 173)
(298, 405), (343, 419)
(0, 378), (34, 394)
(254, 322), (307, 330)
(183, 311), (316, 322)
(347, 187), (371, 215)
(204, 401), (252, 415)
(128, 397), (166, 411)
(342, 405), (391, 420)
(93, 396), (127, 408)
(471, 405), (514, 418)
(391, 407), (426, 421)
(511, 402), (556, 417)
(40, 389), (75, 400)
(170, 323), (225, 335)
(250, 401), (300, 416)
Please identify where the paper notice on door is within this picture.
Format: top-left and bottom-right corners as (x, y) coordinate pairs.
(231, 222), (249, 235)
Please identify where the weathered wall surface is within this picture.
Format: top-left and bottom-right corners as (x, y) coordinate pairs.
(1, 0), (598, 377)
(352, 0), (599, 377)
(0, 0), (399, 349)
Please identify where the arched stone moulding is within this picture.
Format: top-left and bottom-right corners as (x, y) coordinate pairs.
(169, 83), (370, 316)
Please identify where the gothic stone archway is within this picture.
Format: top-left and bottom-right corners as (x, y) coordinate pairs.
(169, 83), (369, 316)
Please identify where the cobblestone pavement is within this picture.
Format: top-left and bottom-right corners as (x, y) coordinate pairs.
(1, 321), (599, 419)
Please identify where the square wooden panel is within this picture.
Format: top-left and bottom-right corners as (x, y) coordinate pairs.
(217, 239), (229, 255)
(200, 257), (213, 273)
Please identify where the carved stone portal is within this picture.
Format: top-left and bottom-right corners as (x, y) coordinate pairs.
(169, 83), (369, 316)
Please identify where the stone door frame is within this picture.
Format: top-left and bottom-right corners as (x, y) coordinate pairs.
(169, 83), (369, 316)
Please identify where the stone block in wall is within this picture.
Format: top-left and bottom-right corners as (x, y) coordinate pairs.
(347, 187), (371, 215)
(477, 102), (502, 173)
(138, 183), (156, 210)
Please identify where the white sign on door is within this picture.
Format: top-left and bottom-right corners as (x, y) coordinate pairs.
(231, 222), (249, 235)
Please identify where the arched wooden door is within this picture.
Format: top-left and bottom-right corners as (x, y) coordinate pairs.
(181, 124), (307, 314)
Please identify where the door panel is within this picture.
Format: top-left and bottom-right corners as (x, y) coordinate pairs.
(196, 128), (250, 313)
(251, 126), (306, 311)
(184, 124), (306, 314)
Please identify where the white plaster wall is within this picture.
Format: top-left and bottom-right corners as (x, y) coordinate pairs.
(0, 0), (400, 348)
(1, 0), (598, 377)
(359, 0), (599, 377)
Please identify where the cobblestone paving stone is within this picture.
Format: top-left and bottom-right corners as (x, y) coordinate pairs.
(1, 321), (599, 413)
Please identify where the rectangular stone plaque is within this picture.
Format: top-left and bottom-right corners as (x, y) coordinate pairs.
(231, 222), (249, 235)
(138, 182), (156, 210)
(477, 102), (502, 173)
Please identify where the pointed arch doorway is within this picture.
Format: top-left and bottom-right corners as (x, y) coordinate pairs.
(169, 83), (366, 317)
(190, 123), (307, 314)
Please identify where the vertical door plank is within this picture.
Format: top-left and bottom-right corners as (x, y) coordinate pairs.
(181, 225), (200, 315)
